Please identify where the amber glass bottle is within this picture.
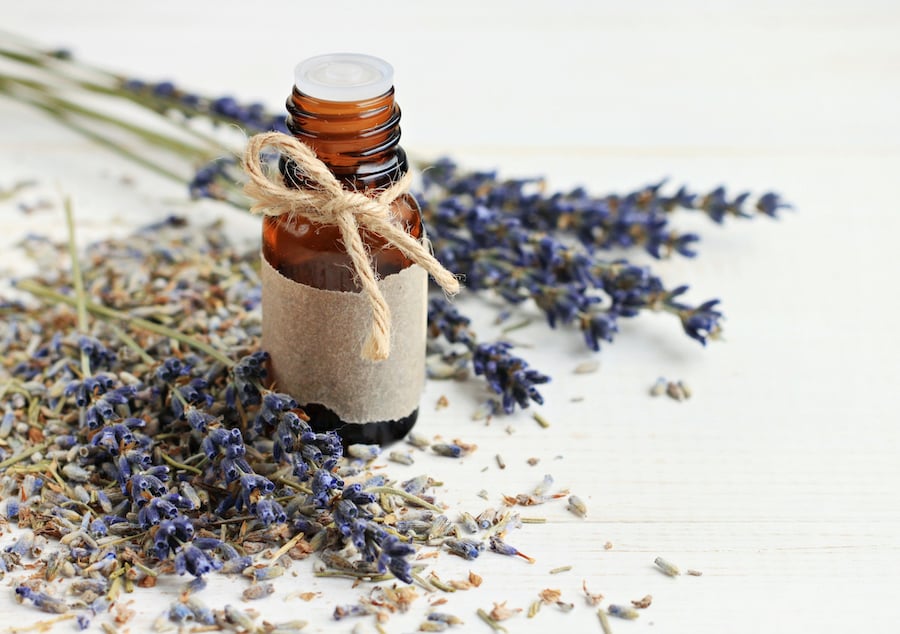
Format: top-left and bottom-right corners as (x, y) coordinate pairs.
(262, 54), (424, 446)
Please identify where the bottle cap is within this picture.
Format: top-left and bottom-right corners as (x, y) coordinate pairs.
(294, 53), (393, 102)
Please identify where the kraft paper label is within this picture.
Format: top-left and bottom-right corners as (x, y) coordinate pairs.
(261, 254), (427, 423)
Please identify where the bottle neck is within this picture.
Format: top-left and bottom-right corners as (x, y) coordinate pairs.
(283, 87), (407, 191)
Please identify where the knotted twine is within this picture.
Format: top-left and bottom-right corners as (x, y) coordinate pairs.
(242, 132), (460, 361)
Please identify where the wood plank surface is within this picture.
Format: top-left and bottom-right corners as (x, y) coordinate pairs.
(0, 2), (898, 632)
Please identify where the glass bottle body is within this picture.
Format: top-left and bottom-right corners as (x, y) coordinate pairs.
(262, 87), (423, 445)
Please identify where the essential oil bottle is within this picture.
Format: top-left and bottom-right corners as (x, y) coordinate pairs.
(260, 53), (426, 446)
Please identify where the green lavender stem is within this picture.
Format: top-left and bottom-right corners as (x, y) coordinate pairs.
(15, 279), (234, 367)
(157, 452), (203, 475)
(363, 486), (442, 512)
(0, 42), (233, 154)
(0, 441), (51, 470)
(63, 197), (92, 377)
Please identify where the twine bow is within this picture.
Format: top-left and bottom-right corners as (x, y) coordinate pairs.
(243, 132), (460, 361)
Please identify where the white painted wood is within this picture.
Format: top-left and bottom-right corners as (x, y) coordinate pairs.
(1, 2), (898, 631)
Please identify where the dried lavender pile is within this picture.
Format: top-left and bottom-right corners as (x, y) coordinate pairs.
(0, 216), (594, 632)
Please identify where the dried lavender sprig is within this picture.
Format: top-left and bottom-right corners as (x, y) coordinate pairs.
(0, 40), (285, 208)
(0, 45), (252, 209)
(0, 42), (236, 152)
(1, 76), (226, 208)
(427, 298), (549, 414)
(422, 193), (725, 350)
(118, 78), (288, 136)
(419, 158), (789, 259)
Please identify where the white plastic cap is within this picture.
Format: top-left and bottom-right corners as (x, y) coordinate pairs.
(294, 53), (393, 102)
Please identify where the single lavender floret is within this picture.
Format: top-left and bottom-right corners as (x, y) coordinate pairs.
(78, 335), (117, 371)
(174, 544), (223, 577)
(342, 483), (376, 506)
(333, 604), (371, 620)
(168, 602), (194, 623)
(431, 442), (463, 458)
(679, 299), (723, 345)
(14, 586), (68, 614)
(489, 535), (536, 563)
(377, 534), (415, 583)
(236, 473), (276, 513)
(608, 604), (640, 620)
(156, 357), (190, 383)
(443, 538), (483, 560)
(254, 499), (287, 526)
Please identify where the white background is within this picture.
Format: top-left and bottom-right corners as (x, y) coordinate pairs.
(1, 1), (899, 632)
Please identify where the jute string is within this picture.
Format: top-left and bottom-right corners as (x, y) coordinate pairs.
(243, 132), (460, 361)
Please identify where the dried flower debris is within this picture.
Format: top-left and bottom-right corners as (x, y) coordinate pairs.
(388, 450), (415, 466)
(597, 608), (613, 634)
(476, 607), (509, 633)
(566, 495), (587, 518)
(488, 535), (535, 564)
(431, 439), (476, 458)
(654, 556), (681, 577)
(631, 594), (653, 609)
(528, 587), (574, 617)
(503, 474), (568, 506)
(608, 604), (640, 620)
(582, 580), (604, 606)
(406, 432), (432, 450)
(489, 601), (522, 621)
(650, 377), (693, 401)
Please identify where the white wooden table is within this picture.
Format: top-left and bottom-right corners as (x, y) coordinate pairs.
(1, 2), (898, 632)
